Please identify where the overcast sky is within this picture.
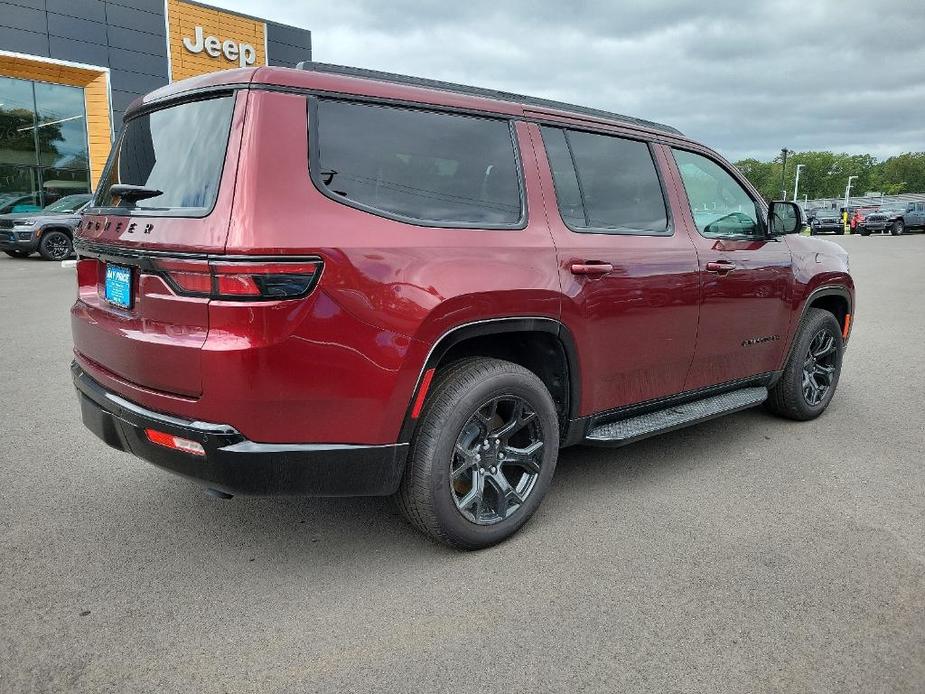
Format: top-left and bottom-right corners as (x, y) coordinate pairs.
(215, 0), (925, 162)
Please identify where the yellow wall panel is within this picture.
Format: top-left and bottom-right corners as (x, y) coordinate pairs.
(167, 0), (267, 82)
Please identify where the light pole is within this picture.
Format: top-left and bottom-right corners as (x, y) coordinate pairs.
(793, 164), (805, 203)
(844, 175), (858, 212)
(780, 148), (793, 200)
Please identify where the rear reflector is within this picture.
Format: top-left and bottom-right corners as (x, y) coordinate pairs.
(145, 428), (206, 456)
(411, 368), (436, 419)
(152, 258), (322, 300)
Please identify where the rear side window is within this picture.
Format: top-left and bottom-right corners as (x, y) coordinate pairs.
(541, 126), (669, 234)
(95, 95), (235, 214)
(311, 99), (523, 227)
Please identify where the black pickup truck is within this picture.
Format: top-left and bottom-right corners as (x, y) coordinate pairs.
(808, 208), (844, 235)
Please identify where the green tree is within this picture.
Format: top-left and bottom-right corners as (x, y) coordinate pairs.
(735, 150), (925, 200)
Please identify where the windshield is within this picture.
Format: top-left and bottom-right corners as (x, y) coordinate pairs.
(43, 194), (92, 213)
(94, 95), (235, 214)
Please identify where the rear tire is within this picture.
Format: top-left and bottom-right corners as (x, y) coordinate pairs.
(891, 219), (904, 236)
(38, 231), (72, 260)
(3, 250), (30, 258)
(396, 358), (559, 549)
(767, 308), (844, 421)
(859, 228), (870, 236)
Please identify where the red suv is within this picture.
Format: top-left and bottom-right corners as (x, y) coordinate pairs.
(71, 64), (854, 548)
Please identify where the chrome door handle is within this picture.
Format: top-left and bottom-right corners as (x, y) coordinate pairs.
(570, 262), (614, 276)
(705, 260), (736, 275)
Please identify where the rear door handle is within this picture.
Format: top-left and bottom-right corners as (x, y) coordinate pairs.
(705, 260), (736, 275)
(570, 262), (614, 276)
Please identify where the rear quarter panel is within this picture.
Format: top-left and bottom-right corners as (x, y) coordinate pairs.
(218, 90), (561, 444)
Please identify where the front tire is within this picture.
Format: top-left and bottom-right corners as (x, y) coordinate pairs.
(397, 358), (559, 549)
(38, 231), (73, 260)
(891, 219), (905, 236)
(767, 308), (844, 421)
(859, 228), (870, 236)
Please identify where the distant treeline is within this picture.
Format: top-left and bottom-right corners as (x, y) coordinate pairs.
(734, 151), (925, 201)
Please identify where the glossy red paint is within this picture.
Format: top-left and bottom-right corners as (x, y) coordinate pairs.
(71, 66), (854, 451)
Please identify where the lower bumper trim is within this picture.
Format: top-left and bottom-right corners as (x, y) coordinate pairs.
(73, 362), (407, 496)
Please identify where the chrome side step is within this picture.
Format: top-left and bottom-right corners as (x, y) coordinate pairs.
(584, 386), (768, 446)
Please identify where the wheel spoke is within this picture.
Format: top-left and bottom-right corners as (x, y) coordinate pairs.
(455, 472), (484, 516)
(487, 471), (523, 519)
(474, 398), (499, 430)
(501, 440), (543, 473)
(492, 401), (537, 440)
(813, 334), (835, 358)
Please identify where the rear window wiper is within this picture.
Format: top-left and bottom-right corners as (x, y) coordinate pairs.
(109, 184), (164, 204)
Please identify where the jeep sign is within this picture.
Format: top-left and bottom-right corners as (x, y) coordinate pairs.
(182, 26), (256, 67)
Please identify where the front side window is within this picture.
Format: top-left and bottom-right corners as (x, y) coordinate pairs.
(312, 99), (522, 227)
(95, 95), (235, 213)
(673, 149), (762, 238)
(541, 126), (669, 234)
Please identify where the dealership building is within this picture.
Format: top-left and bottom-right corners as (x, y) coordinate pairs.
(0, 0), (312, 209)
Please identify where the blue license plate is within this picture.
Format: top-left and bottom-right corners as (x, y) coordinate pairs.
(104, 264), (133, 308)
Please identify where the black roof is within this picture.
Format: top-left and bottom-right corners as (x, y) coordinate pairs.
(296, 61), (683, 136)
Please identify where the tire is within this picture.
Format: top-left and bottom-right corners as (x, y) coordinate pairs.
(38, 230), (73, 260)
(859, 228), (870, 237)
(767, 308), (844, 421)
(3, 250), (31, 258)
(836, 228), (844, 235)
(396, 357), (559, 549)
(890, 219), (904, 236)
(809, 227), (817, 235)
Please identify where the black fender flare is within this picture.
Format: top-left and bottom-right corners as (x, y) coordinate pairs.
(397, 317), (581, 443)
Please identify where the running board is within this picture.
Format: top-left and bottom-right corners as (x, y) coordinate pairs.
(584, 386), (768, 446)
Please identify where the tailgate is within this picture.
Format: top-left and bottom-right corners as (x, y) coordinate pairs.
(72, 92), (245, 397)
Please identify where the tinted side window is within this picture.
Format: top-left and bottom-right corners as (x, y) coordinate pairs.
(539, 127), (585, 227)
(673, 149), (762, 238)
(541, 126), (668, 233)
(312, 99), (522, 227)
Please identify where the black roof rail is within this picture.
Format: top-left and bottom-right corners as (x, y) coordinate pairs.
(294, 61), (682, 136)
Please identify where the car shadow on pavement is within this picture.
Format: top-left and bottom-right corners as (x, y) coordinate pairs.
(97, 407), (780, 565)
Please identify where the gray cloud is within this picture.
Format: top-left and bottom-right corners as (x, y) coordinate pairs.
(216, 0), (925, 161)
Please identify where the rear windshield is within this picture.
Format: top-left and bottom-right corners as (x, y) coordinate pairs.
(94, 96), (234, 214)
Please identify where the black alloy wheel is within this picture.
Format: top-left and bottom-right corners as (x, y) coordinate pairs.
(450, 395), (544, 525)
(802, 330), (838, 406)
(396, 358), (559, 549)
(766, 308), (844, 421)
(891, 219), (904, 235)
(39, 231), (72, 260)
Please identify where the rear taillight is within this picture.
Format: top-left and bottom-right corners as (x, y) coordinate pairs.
(152, 258), (322, 300)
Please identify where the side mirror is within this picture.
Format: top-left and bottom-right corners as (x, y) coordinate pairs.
(768, 200), (803, 235)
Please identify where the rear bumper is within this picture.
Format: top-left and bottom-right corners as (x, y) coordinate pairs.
(72, 362), (407, 496)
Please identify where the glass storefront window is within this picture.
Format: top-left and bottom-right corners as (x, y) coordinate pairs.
(0, 76), (91, 207)
(34, 81), (89, 169)
(0, 77), (37, 168)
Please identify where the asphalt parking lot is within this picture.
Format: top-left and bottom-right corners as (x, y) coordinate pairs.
(1, 234), (923, 693)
